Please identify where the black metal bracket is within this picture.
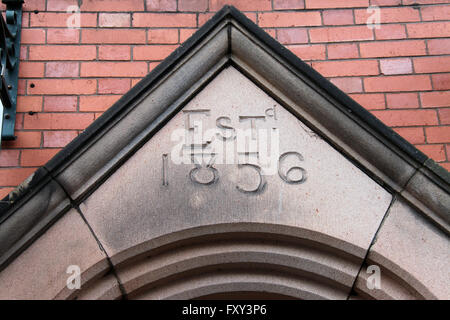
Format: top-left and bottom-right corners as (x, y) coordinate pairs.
(0, 0), (23, 142)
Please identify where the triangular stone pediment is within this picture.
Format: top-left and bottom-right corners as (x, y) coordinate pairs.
(80, 66), (391, 258)
(0, 6), (448, 300)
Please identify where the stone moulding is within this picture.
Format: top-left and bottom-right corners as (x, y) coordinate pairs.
(0, 6), (448, 300)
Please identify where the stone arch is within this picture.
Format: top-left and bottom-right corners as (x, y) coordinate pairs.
(56, 223), (435, 300)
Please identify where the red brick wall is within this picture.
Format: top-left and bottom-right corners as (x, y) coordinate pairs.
(1, 0), (449, 197)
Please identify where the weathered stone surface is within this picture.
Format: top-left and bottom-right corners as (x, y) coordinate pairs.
(74, 273), (122, 300)
(0, 209), (109, 300)
(117, 234), (361, 298)
(133, 270), (346, 300)
(0, 175), (70, 270)
(354, 198), (450, 300)
(402, 168), (450, 232)
(80, 67), (392, 270)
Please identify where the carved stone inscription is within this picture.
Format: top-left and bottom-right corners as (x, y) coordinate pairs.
(81, 67), (392, 256)
(163, 103), (307, 193)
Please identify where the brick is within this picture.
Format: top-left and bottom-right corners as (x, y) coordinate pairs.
(149, 62), (160, 71)
(99, 13), (131, 27)
(380, 58), (412, 75)
(99, 46), (131, 60)
(22, 13), (30, 28)
(439, 109), (450, 125)
(364, 75), (432, 92)
(30, 13), (97, 27)
(355, 7), (420, 24)
(375, 25), (406, 40)
(273, 0), (305, 10)
(414, 57), (450, 74)
(179, 0), (208, 11)
(43, 131), (78, 148)
(312, 60), (379, 77)
(22, 0), (46, 11)
(133, 45), (179, 60)
(258, 12), (322, 27)
(82, 29), (146, 44)
(14, 113), (24, 130)
(330, 77), (363, 93)
(44, 96), (78, 112)
(323, 9), (353, 25)
(309, 26), (373, 42)
(28, 79), (96, 95)
(148, 29), (179, 44)
(421, 5), (450, 21)
(441, 162), (450, 171)
(415, 144), (446, 162)
(20, 46), (28, 60)
(210, 0), (272, 11)
(80, 0), (145, 11)
(81, 62), (148, 77)
(29, 45), (96, 61)
(305, 0), (369, 9)
(360, 40), (426, 58)
(18, 62), (44, 78)
(432, 73), (450, 90)
(370, 0), (401, 5)
(80, 95), (120, 112)
(2, 132), (41, 149)
(132, 78), (144, 86)
(17, 96), (43, 113)
(327, 43), (359, 59)
(98, 78), (131, 94)
(0, 150), (20, 167)
(24, 113), (95, 130)
(421, 91), (450, 108)
(47, 0), (79, 11)
(198, 13), (214, 26)
(407, 22), (450, 39)
(0, 188), (14, 199)
(21, 29), (46, 44)
(404, 0), (450, 4)
(47, 29), (80, 43)
(21, 149), (61, 167)
(18, 80), (26, 95)
(393, 127), (425, 144)
(428, 39), (450, 55)
(349, 93), (386, 110)
(180, 29), (197, 43)
(277, 28), (308, 44)
(133, 13), (196, 27)
(386, 93), (419, 109)
(45, 62), (79, 77)
(426, 126), (450, 143)
(371, 110), (438, 126)
(287, 44), (326, 60)
(0, 168), (37, 186)
(146, 0), (177, 11)
(264, 29), (276, 38)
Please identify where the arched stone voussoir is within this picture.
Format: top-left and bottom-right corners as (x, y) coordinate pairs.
(352, 198), (450, 300)
(77, 223), (366, 300)
(0, 209), (111, 300)
(133, 271), (347, 300)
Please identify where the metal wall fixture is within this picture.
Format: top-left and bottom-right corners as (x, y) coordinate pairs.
(0, 0), (23, 145)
